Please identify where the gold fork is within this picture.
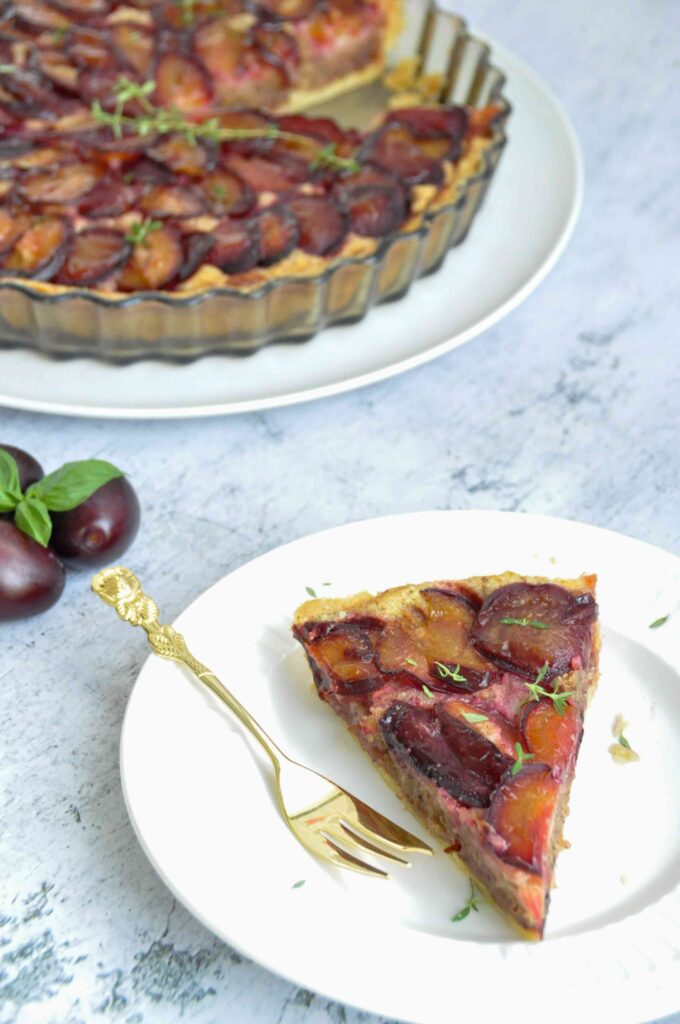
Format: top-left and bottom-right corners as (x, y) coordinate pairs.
(92, 567), (432, 878)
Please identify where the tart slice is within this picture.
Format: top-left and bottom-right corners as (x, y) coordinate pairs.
(293, 572), (600, 939)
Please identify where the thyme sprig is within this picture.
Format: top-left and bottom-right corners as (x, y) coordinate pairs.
(124, 217), (161, 247)
(451, 878), (483, 922)
(91, 78), (360, 173)
(511, 741), (534, 776)
(523, 661), (573, 716)
(434, 662), (467, 683)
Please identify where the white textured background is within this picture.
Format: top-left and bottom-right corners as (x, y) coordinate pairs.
(1, 0), (679, 1021)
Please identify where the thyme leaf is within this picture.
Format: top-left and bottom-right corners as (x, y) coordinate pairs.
(499, 617), (549, 630)
(452, 878), (482, 922)
(124, 217), (162, 247)
(511, 742), (534, 776)
(434, 662), (467, 683)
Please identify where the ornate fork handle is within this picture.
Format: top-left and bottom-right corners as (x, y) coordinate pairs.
(92, 567), (284, 772)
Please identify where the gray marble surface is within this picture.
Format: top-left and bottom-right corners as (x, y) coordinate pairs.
(1, 0), (679, 1021)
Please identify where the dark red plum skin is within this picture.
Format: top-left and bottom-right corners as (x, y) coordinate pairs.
(0, 444), (44, 491)
(49, 477), (140, 568)
(0, 521), (65, 621)
(379, 702), (507, 808)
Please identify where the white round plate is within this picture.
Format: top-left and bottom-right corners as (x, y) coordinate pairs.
(121, 511), (680, 1024)
(0, 38), (581, 420)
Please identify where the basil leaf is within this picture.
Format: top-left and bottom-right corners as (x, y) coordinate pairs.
(29, 459), (123, 512)
(451, 905), (471, 922)
(0, 448), (21, 507)
(0, 491), (19, 513)
(14, 496), (52, 546)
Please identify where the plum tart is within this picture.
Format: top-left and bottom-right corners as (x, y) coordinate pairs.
(293, 572), (600, 939)
(0, 97), (504, 292)
(0, 0), (402, 117)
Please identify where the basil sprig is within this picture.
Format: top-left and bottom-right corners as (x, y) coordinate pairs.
(0, 449), (123, 546)
(27, 460), (123, 512)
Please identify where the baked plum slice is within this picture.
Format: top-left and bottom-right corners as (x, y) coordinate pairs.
(56, 228), (131, 286)
(148, 136), (210, 177)
(224, 152), (309, 193)
(384, 106), (469, 141)
(257, 204), (299, 265)
(284, 195), (347, 256)
(0, 70), (73, 118)
(207, 217), (260, 274)
(37, 52), (79, 94)
(301, 620), (383, 696)
(277, 115), (348, 146)
(68, 27), (116, 70)
(194, 21), (284, 104)
(253, 25), (300, 82)
(380, 702), (508, 808)
(154, 54), (212, 116)
(122, 157), (172, 186)
(117, 224), (182, 290)
(384, 106), (468, 161)
(487, 764), (559, 873)
(273, 117), (357, 168)
(2, 217), (70, 280)
(77, 178), (129, 218)
(442, 697), (520, 758)
(376, 588), (498, 694)
(333, 164), (408, 211)
(202, 168), (255, 217)
(13, 0), (71, 32)
(139, 184), (207, 218)
(470, 582), (598, 681)
(437, 704), (511, 794)
(112, 24), (154, 78)
(18, 161), (103, 205)
(360, 125), (444, 187)
(0, 212), (31, 255)
(178, 231), (214, 282)
(341, 185), (406, 238)
(521, 699), (582, 778)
